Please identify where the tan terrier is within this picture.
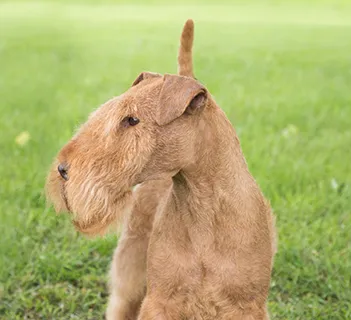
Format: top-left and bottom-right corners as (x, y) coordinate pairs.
(46, 19), (276, 320)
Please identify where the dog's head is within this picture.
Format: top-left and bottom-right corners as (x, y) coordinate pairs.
(46, 19), (214, 235)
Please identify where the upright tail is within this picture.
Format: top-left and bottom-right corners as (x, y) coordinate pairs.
(178, 19), (195, 78)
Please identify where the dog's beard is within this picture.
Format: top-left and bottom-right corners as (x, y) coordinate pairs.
(45, 166), (70, 213)
(61, 182), (71, 212)
(71, 189), (133, 236)
(46, 165), (134, 236)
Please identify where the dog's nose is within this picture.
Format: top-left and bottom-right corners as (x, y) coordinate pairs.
(58, 163), (69, 181)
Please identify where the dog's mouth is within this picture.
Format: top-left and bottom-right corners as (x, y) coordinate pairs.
(60, 182), (71, 213)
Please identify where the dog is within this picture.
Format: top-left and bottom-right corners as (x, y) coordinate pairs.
(46, 19), (276, 320)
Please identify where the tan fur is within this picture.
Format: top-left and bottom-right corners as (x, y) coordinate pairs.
(46, 19), (276, 319)
(106, 180), (172, 320)
(178, 19), (194, 78)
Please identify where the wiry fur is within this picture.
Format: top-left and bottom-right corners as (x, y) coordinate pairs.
(106, 180), (172, 320)
(46, 19), (276, 319)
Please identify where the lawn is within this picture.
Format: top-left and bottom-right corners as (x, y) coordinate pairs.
(0, 0), (350, 319)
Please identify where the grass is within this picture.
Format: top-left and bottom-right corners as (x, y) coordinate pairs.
(0, 0), (350, 319)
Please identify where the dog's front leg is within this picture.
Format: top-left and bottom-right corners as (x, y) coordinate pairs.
(106, 229), (149, 320)
(106, 180), (172, 320)
(137, 297), (171, 320)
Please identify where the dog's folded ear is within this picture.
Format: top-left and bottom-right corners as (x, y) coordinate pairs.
(132, 71), (162, 86)
(157, 74), (207, 126)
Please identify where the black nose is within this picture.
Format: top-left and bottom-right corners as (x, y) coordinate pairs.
(58, 163), (69, 181)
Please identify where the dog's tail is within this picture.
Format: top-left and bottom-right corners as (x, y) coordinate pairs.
(178, 19), (194, 78)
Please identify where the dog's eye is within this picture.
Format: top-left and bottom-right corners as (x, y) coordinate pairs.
(122, 116), (140, 127)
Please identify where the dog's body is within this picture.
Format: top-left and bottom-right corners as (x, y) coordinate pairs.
(46, 20), (276, 320)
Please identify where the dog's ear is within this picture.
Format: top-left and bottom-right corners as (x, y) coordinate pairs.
(157, 74), (207, 126)
(132, 71), (161, 86)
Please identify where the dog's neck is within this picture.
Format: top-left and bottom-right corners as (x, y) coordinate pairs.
(172, 102), (257, 216)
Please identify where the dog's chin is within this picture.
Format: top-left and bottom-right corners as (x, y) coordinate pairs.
(73, 215), (117, 236)
(71, 190), (133, 236)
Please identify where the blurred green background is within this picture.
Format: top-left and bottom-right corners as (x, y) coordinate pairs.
(0, 0), (350, 319)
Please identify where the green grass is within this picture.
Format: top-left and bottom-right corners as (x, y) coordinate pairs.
(0, 0), (350, 319)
